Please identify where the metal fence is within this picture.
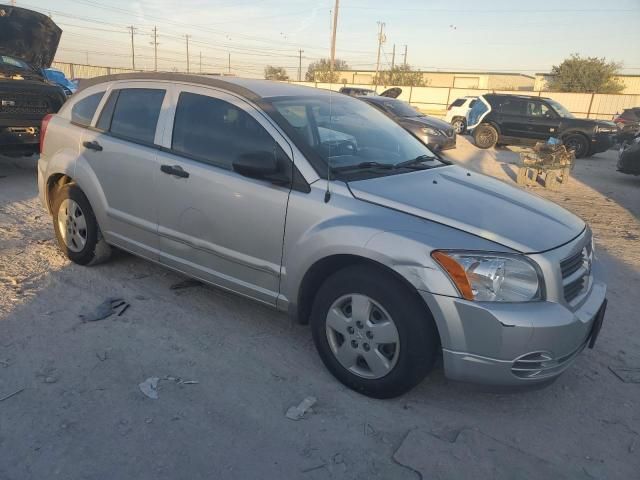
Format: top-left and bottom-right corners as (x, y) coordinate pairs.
(51, 61), (640, 121)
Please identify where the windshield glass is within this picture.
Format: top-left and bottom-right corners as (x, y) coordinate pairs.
(546, 99), (575, 119)
(269, 95), (442, 174)
(374, 98), (423, 117)
(0, 55), (32, 71)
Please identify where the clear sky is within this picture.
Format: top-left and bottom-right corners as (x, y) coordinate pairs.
(20, 0), (640, 78)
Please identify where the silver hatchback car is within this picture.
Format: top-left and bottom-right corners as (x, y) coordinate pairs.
(38, 73), (607, 398)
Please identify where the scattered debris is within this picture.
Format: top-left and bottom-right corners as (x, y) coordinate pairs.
(0, 359), (11, 368)
(96, 351), (108, 362)
(608, 367), (640, 384)
(286, 396), (317, 421)
(44, 376), (57, 384)
(0, 388), (24, 403)
(139, 377), (160, 399)
(80, 298), (130, 322)
(301, 464), (325, 474)
(170, 279), (202, 290)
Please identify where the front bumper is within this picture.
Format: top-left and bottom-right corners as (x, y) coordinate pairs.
(0, 126), (39, 155)
(420, 256), (607, 386)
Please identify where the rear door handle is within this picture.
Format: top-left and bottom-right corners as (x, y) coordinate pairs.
(161, 164), (190, 178)
(83, 140), (103, 151)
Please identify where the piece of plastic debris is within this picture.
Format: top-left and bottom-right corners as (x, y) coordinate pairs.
(170, 279), (202, 290)
(80, 298), (130, 322)
(44, 376), (57, 384)
(139, 377), (160, 399)
(180, 380), (199, 385)
(286, 396), (317, 421)
(0, 388), (25, 402)
(608, 367), (640, 383)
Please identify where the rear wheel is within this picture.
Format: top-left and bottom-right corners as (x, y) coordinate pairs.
(473, 124), (499, 149)
(52, 184), (111, 265)
(310, 265), (439, 398)
(563, 134), (589, 158)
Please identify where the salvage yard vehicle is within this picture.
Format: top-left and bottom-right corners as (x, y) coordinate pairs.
(467, 93), (617, 158)
(0, 4), (67, 157)
(359, 95), (456, 151)
(444, 96), (477, 134)
(38, 73), (607, 398)
(617, 136), (640, 176)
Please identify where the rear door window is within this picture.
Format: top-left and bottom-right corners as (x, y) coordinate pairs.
(71, 91), (104, 127)
(500, 98), (525, 116)
(171, 92), (277, 170)
(108, 88), (165, 144)
(449, 98), (465, 108)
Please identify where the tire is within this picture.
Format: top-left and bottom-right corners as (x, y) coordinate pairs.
(52, 183), (111, 265)
(563, 134), (589, 158)
(310, 264), (439, 398)
(473, 124), (499, 149)
(451, 117), (466, 134)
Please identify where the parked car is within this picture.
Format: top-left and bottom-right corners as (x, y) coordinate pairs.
(0, 4), (67, 157)
(360, 95), (456, 151)
(467, 94), (617, 158)
(444, 96), (477, 134)
(38, 73), (606, 398)
(617, 135), (640, 176)
(44, 68), (77, 96)
(613, 107), (640, 144)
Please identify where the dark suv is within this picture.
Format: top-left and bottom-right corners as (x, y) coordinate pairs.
(467, 94), (616, 158)
(613, 108), (640, 144)
(0, 4), (67, 157)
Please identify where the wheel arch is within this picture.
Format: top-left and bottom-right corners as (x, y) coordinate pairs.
(46, 173), (75, 214)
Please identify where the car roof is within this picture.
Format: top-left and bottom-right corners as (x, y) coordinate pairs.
(484, 93), (546, 101)
(76, 72), (335, 101)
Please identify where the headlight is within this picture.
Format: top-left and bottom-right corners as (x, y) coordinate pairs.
(432, 251), (543, 302)
(421, 127), (439, 136)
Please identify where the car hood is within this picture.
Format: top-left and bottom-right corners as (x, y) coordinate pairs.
(348, 165), (585, 253)
(0, 5), (62, 69)
(400, 115), (452, 131)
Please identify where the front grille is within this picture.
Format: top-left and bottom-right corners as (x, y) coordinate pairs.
(560, 240), (592, 303)
(0, 94), (52, 115)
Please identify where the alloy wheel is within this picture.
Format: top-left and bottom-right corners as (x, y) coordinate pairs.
(57, 198), (88, 252)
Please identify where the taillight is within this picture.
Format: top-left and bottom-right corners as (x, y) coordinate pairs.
(40, 114), (53, 154)
(447, 104), (453, 110)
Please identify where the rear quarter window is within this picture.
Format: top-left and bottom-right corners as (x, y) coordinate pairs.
(71, 92), (105, 127)
(450, 98), (465, 108)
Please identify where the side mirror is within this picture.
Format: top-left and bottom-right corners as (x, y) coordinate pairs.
(232, 151), (279, 180)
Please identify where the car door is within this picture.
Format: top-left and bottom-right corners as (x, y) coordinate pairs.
(524, 100), (562, 140)
(154, 85), (294, 306)
(497, 97), (527, 137)
(79, 83), (169, 260)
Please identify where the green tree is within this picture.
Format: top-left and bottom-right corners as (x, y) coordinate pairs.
(305, 58), (349, 82)
(264, 65), (289, 81)
(546, 54), (624, 93)
(374, 64), (426, 86)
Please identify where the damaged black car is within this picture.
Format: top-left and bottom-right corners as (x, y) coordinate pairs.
(0, 4), (67, 157)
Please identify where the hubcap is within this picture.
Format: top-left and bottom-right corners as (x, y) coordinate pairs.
(325, 294), (400, 379)
(57, 199), (87, 252)
(453, 120), (464, 133)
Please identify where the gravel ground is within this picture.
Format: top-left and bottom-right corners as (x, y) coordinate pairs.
(0, 138), (638, 479)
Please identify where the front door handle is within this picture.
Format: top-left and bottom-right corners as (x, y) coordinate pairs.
(83, 140), (103, 151)
(161, 164), (190, 178)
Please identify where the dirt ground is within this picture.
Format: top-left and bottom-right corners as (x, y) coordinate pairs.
(1, 137), (638, 479)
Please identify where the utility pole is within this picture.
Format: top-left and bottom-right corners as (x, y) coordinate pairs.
(374, 22), (385, 88)
(228, 53), (231, 74)
(390, 44), (396, 84)
(128, 26), (136, 70)
(150, 26), (159, 71)
(329, 0), (340, 74)
(403, 44), (408, 67)
(298, 49), (304, 82)
(185, 35), (191, 73)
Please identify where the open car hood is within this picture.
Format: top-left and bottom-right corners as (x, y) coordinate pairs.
(0, 4), (62, 69)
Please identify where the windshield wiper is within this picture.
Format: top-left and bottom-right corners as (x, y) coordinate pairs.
(393, 154), (439, 169)
(331, 161), (395, 172)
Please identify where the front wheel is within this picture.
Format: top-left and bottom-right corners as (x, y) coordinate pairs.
(563, 134), (589, 158)
(451, 118), (466, 134)
(473, 124), (498, 149)
(310, 265), (439, 398)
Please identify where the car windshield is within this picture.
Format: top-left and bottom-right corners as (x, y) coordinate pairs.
(547, 99), (575, 119)
(374, 98), (424, 117)
(0, 55), (32, 71)
(269, 95), (443, 175)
